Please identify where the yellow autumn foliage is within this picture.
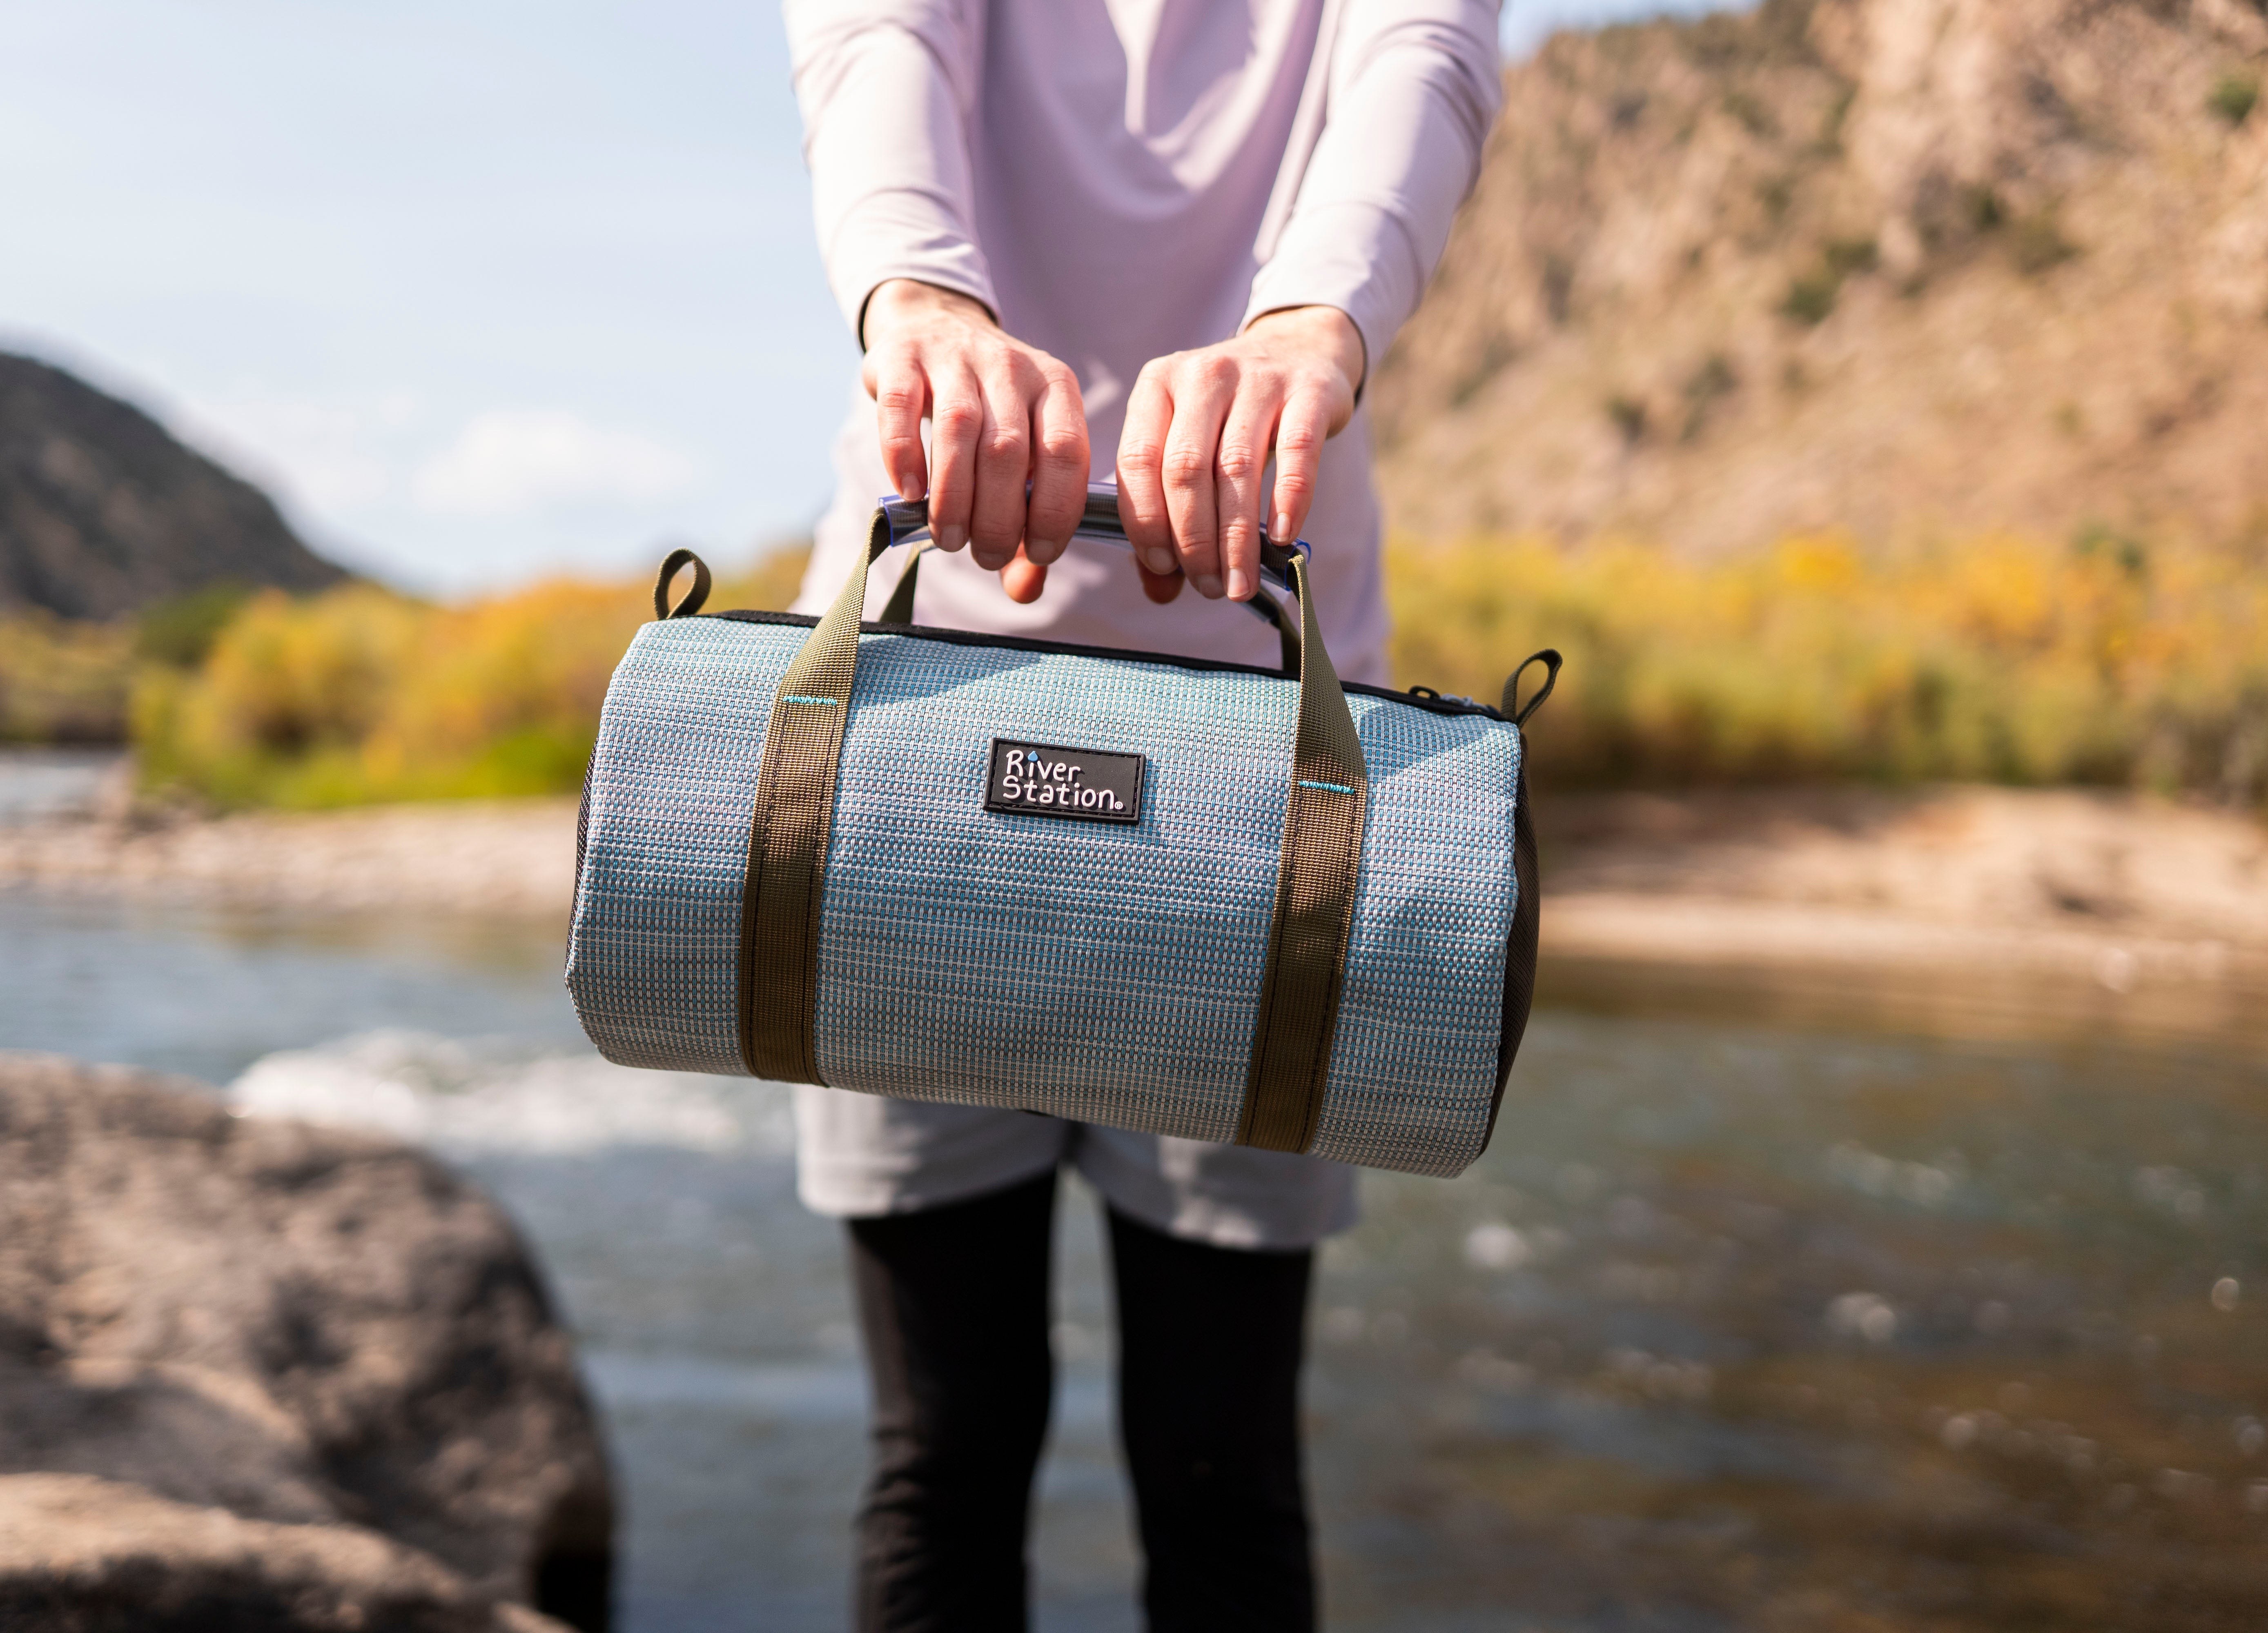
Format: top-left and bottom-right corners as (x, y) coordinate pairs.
(1387, 531), (2268, 795)
(133, 548), (811, 808)
(0, 609), (138, 743)
(123, 531), (2268, 808)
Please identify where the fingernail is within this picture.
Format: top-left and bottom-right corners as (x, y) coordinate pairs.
(938, 524), (967, 552)
(1030, 537), (1066, 565)
(1144, 548), (1177, 575)
(1272, 512), (1293, 542)
(1226, 568), (1250, 600)
(1195, 574), (1223, 598)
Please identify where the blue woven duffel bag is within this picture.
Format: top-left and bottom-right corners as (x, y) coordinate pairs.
(566, 488), (1558, 1178)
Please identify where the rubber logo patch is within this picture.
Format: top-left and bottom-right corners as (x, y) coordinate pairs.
(985, 739), (1144, 825)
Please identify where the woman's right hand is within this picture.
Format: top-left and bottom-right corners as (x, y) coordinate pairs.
(861, 280), (1090, 597)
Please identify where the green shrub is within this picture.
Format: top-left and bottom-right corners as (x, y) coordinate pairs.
(2208, 73), (2259, 127)
(135, 582), (256, 667)
(1780, 269), (1840, 324)
(1823, 236), (1879, 277)
(2010, 210), (2081, 276)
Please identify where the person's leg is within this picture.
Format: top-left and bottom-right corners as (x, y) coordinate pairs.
(847, 1169), (1058, 1633)
(1106, 1203), (1317, 1633)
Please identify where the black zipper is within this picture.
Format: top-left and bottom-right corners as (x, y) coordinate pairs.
(699, 609), (1506, 722)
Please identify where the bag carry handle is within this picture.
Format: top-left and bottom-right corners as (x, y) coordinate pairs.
(732, 503), (1368, 1157)
(877, 483), (1308, 593)
(876, 483), (1301, 674)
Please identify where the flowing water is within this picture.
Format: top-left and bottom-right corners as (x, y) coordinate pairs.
(3, 789), (2264, 1629)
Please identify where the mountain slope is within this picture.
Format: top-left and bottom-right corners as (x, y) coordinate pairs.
(0, 353), (344, 619)
(1373, 0), (2268, 554)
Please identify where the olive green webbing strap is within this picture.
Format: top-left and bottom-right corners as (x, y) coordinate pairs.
(1234, 553), (1369, 1154)
(876, 544), (923, 625)
(737, 510), (893, 1081)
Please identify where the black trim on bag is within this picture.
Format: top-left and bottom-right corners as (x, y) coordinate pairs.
(1479, 752), (1542, 1157)
(702, 609), (1508, 721)
(573, 747), (594, 904)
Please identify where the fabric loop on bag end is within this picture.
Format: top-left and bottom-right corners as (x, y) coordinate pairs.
(1504, 650), (1562, 727)
(653, 548), (713, 621)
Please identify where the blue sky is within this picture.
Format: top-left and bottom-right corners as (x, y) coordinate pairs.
(0, 0), (1742, 595)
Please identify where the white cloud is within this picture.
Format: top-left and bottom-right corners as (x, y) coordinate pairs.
(412, 408), (699, 517)
(172, 391), (413, 512)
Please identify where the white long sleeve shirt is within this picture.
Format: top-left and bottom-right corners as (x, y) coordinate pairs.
(784, 0), (1501, 681)
(781, 0), (1501, 1242)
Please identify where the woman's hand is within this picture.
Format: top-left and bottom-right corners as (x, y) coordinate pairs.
(1116, 305), (1363, 603)
(862, 280), (1089, 601)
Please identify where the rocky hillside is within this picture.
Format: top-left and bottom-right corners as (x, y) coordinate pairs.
(1373, 0), (2268, 554)
(1, 352), (344, 619)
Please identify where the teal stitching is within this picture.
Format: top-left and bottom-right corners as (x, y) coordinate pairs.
(781, 695), (839, 707)
(1298, 779), (1354, 794)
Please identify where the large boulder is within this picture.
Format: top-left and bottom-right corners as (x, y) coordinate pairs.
(0, 1054), (614, 1633)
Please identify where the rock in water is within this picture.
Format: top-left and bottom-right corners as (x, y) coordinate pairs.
(0, 352), (345, 620)
(0, 1054), (615, 1633)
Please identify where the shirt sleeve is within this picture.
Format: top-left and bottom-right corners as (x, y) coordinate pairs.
(783, 0), (996, 343)
(1242, 0), (1503, 377)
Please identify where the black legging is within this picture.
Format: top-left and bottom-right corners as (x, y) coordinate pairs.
(845, 1168), (1317, 1632)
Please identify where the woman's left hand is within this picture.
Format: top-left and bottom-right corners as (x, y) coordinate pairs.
(1109, 304), (1364, 604)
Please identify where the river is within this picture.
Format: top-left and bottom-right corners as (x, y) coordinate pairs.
(3, 779), (2263, 1629)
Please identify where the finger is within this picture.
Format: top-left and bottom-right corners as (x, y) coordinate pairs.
(1268, 384), (1332, 549)
(1000, 545), (1048, 604)
(968, 362), (1032, 572)
(1135, 556), (1185, 605)
(1214, 376), (1282, 602)
(868, 348), (931, 503)
(926, 361), (983, 553)
(1161, 356), (1237, 597)
(1023, 363), (1088, 566)
(1115, 365), (1180, 579)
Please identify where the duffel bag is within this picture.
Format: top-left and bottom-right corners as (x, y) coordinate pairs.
(566, 487), (1559, 1178)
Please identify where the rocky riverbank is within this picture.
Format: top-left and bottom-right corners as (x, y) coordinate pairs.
(4, 779), (2261, 993)
(0, 793), (580, 918)
(1544, 783), (2267, 978)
